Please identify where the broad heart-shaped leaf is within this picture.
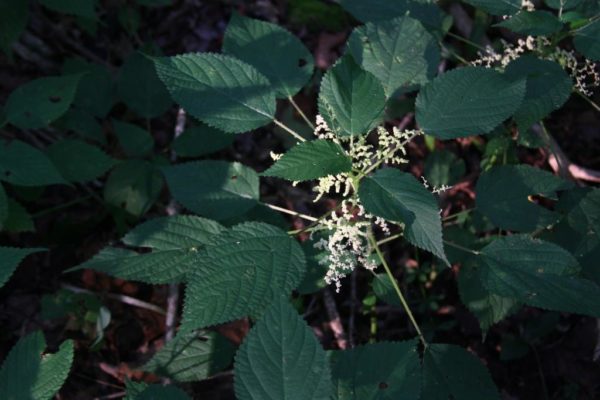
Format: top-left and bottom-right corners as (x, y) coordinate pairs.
(462, 0), (521, 16)
(331, 340), (421, 400)
(223, 13), (314, 98)
(173, 123), (235, 158)
(347, 16), (440, 97)
(0, 331), (74, 400)
(495, 10), (564, 36)
(72, 215), (224, 283)
(0, 0), (28, 56)
(0, 140), (67, 186)
(415, 67), (526, 139)
(504, 56), (572, 130)
(154, 53), (276, 134)
(181, 223), (306, 330)
(479, 235), (600, 317)
(46, 139), (115, 183)
(318, 55), (385, 136)
(40, 0), (96, 18)
(476, 164), (573, 232)
(0, 247), (46, 289)
(234, 296), (332, 400)
(262, 139), (352, 182)
(162, 160), (259, 221)
(359, 168), (449, 265)
(4, 74), (81, 129)
(112, 120), (154, 158)
(574, 19), (600, 61)
(143, 330), (235, 382)
(422, 344), (500, 400)
(117, 50), (172, 118)
(135, 384), (191, 400)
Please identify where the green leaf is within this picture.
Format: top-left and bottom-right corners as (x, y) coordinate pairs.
(574, 19), (600, 61)
(74, 215), (224, 283)
(59, 108), (106, 145)
(422, 344), (500, 400)
(296, 238), (328, 295)
(40, 0), (96, 18)
(479, 235), (600, 317)
(143, 331), (234, 382)
(181, 223), (305, 330)
(415, 67), (526, 139)
(62, 58), (114, 117)
(347, 16), (440, 96)
(223, 13), (314, 98)
(0, 0), (28, 56)
(318, 55), (385, 136)
(504, 56), (572, 129)
(104, 159), (163, 218)
(359, 168), (448, 265)
(234, 296), (332, 400)
(476, 164), (573, 232)
(112, 120), (154, 158)
(136, 385), (191, 400)
(0, 184), (7, 228)
(0, 247), (45, 289)
(4, 75), (81, 129)
(424, 149), (465, 187)
(462, 0), (521, 16)
(154, 53), (276, 133)
(262, 139), (352, 182)
(0, 331), (74, 400)
(495, 11), (564, 36)
(173, 124), (235, 158)
(124, 380), (148, 400)
(3, 198), (34, 233)
(162, 160), (259, 220)
(46, 139), (114, 183)
(118, 51), (173, 118)
(0, 140), (67, 186)
(331, 340), (421, 400)
(372, 273), (402, 306)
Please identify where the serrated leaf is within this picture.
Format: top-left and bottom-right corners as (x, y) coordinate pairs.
(0, 140), (67, 186)
(162, 160), (259, 220)
(347, 16), (440, 96)
(574, 19), (600, 61)
(318, 55), (385, 136)
(0, 247), (46, 289)
(40, 0), (96, 18)
(223, 13), (314, 98)
(154, 53), (276, 133)
(118, 51), (172, 118)
(359, 168), (448, 265)
(181, 223), (305, 330)
(62, 58), (114, 117)
(0, 0), (28, 56)
(46, 139), (114, 183)
(476, 164), (573, 232)
(173, 123), (235, 158)
(234, 296), (332, 400)
(462, 0), (521, 16)
(143, 331), (234, 382)
(504, 56), (572, 129)
(4, 75), (81, 129)
(0, 331), (74, 400)
(495, 10), (564, 36)
(262, 139), (352, 181)
(74, 215), (224, 283)
(3, 198), (34, 233)
(422, 344), (500, 400)
(479, 235), (600, 317)
(415, 67), (526, 139)
(135, 384), (191, 400)
(424, 149), (465, 187)
(331, 340), (421, 400)
(113, 120), (154, 158)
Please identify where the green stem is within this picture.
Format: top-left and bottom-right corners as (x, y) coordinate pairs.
(445, 31), (486, 51)
(376, 232), (403, 246)
(273, 118), (306, 142)
(287, 203), (344, 235)
(442, 208), (473, 222)
(288, 96), (315, 130)
(264, 202), (318, 222)
(576, 91), (600, 113)
(443, 240), (480, 256)
(368, 233), (428, 348)
(32, 195), (93, 218)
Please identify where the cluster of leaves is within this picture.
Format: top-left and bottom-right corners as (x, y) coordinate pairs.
(1, 0), (600, 398)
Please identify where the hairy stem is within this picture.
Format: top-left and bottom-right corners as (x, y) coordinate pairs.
(288, 96), (315, 130)
(273, 118), (306, 142)
(265, 202), (318, 222)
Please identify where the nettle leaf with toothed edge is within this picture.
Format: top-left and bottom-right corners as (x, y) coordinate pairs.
(223, 13), (314, 98)
(70, 215), (225, 283)
(415, 67), (526, 139)
(573, 19), (600, 61)
(262, 139), (352, 182)
(462, 0), (521, 16)
(318, 55), (386, 136)
(181, 222), (306, 331)
(154, 52), (276, 133)
(347, 15), (440, 97)
(234, 296), (333, 400)
(358, 168), (449, 266)
(479, 235), (600, 317)
(0, 247), (46, 289)
(495, 10), (564, 36)
(331, 339), (421, 400)
(421, 344), (501, 400)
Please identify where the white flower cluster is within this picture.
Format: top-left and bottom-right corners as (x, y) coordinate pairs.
(421, 176), (452, 195)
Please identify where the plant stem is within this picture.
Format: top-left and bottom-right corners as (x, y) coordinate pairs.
(443, 240), (480, 255)
(287, 203), (344, 235)
(32, 195), (93, 218)
(288, 96), (315, 130)
(445, 31), (486, 51)
(576, 91), (600, 113)
(376, 232), (403, 246)
(273, 118), (306, 142)
(442, 208), (474, 222)
(368, 234), (428, 348)
(265, 202), (318, 222)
